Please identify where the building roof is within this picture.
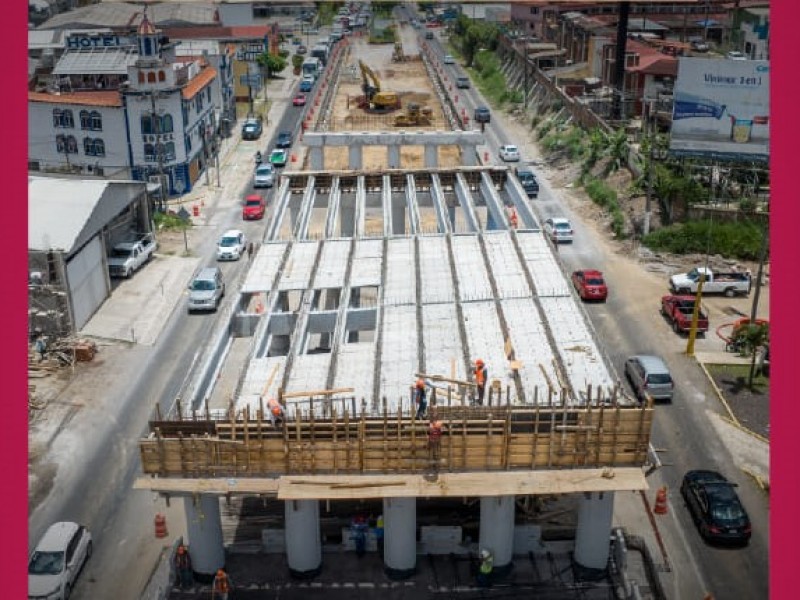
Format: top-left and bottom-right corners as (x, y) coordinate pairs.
(37, 2), (218, 31)
(164, 25), (272, 41)
(182, 65), (217, 100)
(627, 55), (678, 76)
(28, 177), (146, 253)
(28, 90), (122, 107)
(53, 46), (138, 75)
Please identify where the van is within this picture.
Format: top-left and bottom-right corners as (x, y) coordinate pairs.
(456, 75), (470, 89)
(624, 355), (674, 402)
(187, 267), (225, 313)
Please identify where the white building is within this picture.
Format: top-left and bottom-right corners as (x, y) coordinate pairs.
(28, 10), (233, 196)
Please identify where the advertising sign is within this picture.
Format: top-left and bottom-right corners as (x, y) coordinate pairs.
(670, 57), (769, 161)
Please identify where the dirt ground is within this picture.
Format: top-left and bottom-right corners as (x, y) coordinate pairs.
(314, 31), (461, 171)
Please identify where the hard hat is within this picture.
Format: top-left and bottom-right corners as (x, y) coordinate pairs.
(475, 358), (484, 366)
(416, 378), (425, 388)
(480, 549), (491, 559)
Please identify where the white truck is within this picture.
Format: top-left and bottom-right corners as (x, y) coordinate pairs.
(107, 234), (157, 278)
(669, 266), (751, 297)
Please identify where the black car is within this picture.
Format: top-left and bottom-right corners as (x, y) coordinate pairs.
(515, 167), (539, 198)
(276, 131), (293, 149)
(241, 118), (262, 140)
(474, 106), (491, 123)
(680, 470), (751, 545)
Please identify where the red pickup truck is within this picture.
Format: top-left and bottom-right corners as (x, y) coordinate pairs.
(661, 295), (709, 335)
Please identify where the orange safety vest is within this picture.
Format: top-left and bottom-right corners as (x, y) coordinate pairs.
(475, 366), (486, 386)
(214, 574), (230, 593)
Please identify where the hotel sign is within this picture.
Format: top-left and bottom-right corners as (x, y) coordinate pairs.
(66, 34), (133, 49)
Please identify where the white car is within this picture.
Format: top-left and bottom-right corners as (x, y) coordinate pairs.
(443, 54), (455, 65)
(499, 144), (521, 162)
(29, 522), (92, 600)
(216, 229), (247, 261)
(544, 217), (574, 244)
(726, 50), (748, 61)
(254, 163), (275, 188)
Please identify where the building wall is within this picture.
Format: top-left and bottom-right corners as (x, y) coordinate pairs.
(28, 101), (131, 178)
(218, 3), (254, 27)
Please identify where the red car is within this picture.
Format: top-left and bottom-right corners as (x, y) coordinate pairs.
(292, 93), (307, 107)
(571, 270), (608, 301)
(242, 194), (266, 220)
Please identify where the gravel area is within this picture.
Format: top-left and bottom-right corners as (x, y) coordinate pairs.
(707, 363), (770, 439)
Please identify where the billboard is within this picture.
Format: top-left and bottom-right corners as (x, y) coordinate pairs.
(670, 58), (769, 161)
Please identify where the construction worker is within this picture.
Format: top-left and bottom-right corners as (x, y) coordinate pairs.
(266, 397), (284, 427)
(174, 544), (193, 589)
(428, 414), (444, 462)
(477, 548), (494, 587)
(211, 568), (233, 600)
(375, 514), (385, 559)
(473, 359), (488, 405)
(351, 515), (368, 557)
(414, 378), (427, 419)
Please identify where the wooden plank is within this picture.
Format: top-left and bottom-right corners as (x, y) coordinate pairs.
(282, 387), (355, 399)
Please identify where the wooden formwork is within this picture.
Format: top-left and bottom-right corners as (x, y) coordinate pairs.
(139, 403), (653, 478)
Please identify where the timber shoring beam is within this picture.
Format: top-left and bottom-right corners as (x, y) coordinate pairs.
(140, 405), (653, 477)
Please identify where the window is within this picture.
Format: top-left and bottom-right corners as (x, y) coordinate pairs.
(530, 7), (538, 14)
(182, 105), (189, 126)
(91, 111), (102, 130)
(147, 72), (156, 83)
(144, 143), (155, 160)
(81, 110), (102, 131)
(161, 113), (174, 133)
(53, 109), (74, 128)
(138, 72), (145, 84)
(83, 137), (93, 155)
(61, 135), (78, 154)
(184, 134), (192, 153)
(207, 87), (211, 102)
(141, 114), (153, 134)
(93, 138), (105, 157)
(164, 141), (175, 161)
(80, 110), (91, 129)
(156, 142), (166, 160)
(56, 134), (66, 153)
(158, 70), (165, 82)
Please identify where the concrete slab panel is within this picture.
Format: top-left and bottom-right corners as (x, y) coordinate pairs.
(451, 235), (492, 302)
(242, 242), (289, 293)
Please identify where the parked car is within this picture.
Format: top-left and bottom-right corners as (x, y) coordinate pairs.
(292, 93), (307, 107)
(624, 355), (674, 402)
(474, 106), (491, 123)
(242, 194), (266, 220)
(276, 131), (293, 149)
(270, 149), (288, 167)
(499, 144), (521, 162)
(543, 217), (573, 244)
(241, 118), (262, 140)
(726, 50), (748, 61)
(107, 233), (157, 278)
(571, 270), (608, 302)
(187, 267), (225, 313)
(669, 266), (751, 297)
(297, 45), (308, 55)
(216, 229), (247, 261)
(443, 54), (455, 64)
(661, 294), (709, 335)
(680, 470), (752, 545)
(29, 522), (92, 600)
(689, 37), (710, 52)
(515, 167), (539, 197)
(456, 75), (470, 89)
(299, 78), (314, 92)
(253, 163), (275, 188)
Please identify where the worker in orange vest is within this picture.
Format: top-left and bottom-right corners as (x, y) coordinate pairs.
(174, 544), (193, 589)
(414, 378), (428, 419)
(508, 207), (518, 229)
(266, 397), (284, 427)
(473, 359), (487, 405)
(212, 568), (233, 600)
(428, 414), (445, 461)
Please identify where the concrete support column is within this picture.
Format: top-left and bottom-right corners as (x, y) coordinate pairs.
(285, 499), (322, 578)
(383, 497), (416, 579)
(448, 205), (456, 230)
(479, 495), (515, 573)
(341, 196), (355, 237)
(388, 145), (401, 169)
(424, 144), (438, 168)
(392, 200), (406, 235)
(460, 144), (478, 166)
(309, 147), (324, 170)
(348, 144), (363, 170)
(574, 492), (615, 572)
(184, 494), (225, 580)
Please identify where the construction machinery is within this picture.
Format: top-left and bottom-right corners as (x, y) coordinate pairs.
(358, 60), (401, 112)
(394, 103), (432, 127)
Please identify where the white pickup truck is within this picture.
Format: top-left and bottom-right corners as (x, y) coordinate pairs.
(107, 234), (157, 278)
(669, 266), (751, 297)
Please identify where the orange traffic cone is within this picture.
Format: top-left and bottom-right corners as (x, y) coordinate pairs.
(653, 486), (668, 515)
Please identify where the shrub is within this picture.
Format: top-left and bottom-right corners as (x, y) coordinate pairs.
(155, 211), (191, 231)
(641, 220), (766, 260)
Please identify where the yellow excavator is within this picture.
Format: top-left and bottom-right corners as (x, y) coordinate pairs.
(394, 102), (432, 127)
(358, 60), (401, 111)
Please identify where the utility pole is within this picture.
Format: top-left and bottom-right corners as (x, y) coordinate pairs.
(748, 226), (769, 385)
(685, 274), (705, 357)
(611, 1), (631, 121)
(200, 125), (211, 186)
(150, 91), (166, 210)
(644, 99), (654, 236)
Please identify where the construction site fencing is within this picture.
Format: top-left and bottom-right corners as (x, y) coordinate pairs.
(324, 114), (449, 132)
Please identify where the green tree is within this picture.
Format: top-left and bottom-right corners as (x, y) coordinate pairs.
(258, 52), (287, 78)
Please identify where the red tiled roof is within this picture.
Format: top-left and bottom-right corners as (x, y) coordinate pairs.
(28, 90), (122, 107)
(164, 25), (272, 41)
(181, 66), (217, 100)
(628, 56), (678, 76)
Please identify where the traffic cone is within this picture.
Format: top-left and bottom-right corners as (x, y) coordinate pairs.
(653, 486), (668, 515)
